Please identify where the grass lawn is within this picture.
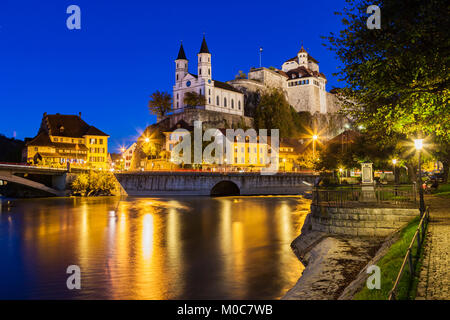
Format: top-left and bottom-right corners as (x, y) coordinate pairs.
(433, 183), (450, 198)
(353, 216), (424, 300)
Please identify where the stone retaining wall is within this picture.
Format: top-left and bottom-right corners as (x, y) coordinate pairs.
(310, 204), (419, 237)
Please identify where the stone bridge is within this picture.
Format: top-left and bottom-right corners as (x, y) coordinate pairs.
(0, 164), (68, 196)
(115, 171), (317, 196)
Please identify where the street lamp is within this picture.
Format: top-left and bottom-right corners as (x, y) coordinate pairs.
(414, 139), (425, 216)
(339, 167), (343, 184)
(392, 159), (397, 184)
(144, 137), (150, 143)
(312, 135), (318, 159)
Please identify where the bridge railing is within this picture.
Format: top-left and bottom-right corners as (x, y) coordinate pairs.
(312, 184), (417, 208)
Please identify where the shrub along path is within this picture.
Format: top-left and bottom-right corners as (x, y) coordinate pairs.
(416, 196), (450, 300)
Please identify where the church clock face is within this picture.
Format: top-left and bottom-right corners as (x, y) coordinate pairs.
(186, 81), (191, 87)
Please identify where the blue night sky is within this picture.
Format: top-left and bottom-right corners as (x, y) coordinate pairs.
(0, 0), (346, 151)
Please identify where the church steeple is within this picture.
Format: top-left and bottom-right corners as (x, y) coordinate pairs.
(175, 42), (188, 86)
(197, 36), (212, 81)
(177, 42), (187, 60)
(199, 36), (210, 54)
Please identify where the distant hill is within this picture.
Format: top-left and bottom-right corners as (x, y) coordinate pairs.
(0, 134), (25, 163)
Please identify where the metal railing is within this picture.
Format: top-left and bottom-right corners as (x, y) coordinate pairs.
(313, 184), (417, 208)
(388, 206), (430, 300)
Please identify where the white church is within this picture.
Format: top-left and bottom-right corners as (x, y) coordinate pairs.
(173, 37), (244, 116)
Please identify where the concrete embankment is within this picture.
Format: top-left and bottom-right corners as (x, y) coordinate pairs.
(283, 204), (419, 300)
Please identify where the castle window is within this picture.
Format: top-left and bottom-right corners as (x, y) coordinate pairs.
(176, 74), (179, 80)
(224, 98), (227, 107)
(177, 63), (179, 68)
(199, 57), (201, 62)
(231, 99), (234, 109)
(208, 89), (211, 95)
(199, 68), (201, 75)
(208, 98), (211, 104)
(216, 96), (220, 105)
(199, 88), (202, 95)
(238, 101), (241, 109)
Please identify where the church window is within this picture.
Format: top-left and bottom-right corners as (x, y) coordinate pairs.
(231, 99), (234, 109)
(199, 88), (202, 95)
(238, 101), (241, 108)
(208, 98), (211, 104)
(199, 57), (201, 62)
(224, 98), (227, 107)
(216, 96), (220, 105)
(176, 74), (179, 81)
(208, 69), (210, 75)
(208, 89), (211, 95)
(199, 68), (202, 75)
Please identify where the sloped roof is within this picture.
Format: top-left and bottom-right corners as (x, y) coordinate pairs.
(44, 114), (108, 137)
(85, 126), (109, 136)
(214, 80), (242, 93)
(199, 36), (210, 54)
(26, 132), (53, 147)
(176, 43), (187, 60)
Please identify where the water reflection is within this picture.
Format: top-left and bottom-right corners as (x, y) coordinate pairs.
(0, 196), (310, 299)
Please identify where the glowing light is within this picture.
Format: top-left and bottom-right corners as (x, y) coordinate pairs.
(358, 125), (364, 130)
(312, 135), (318, 140)
(414, 139), (423, 151)
(392, 159), (397, 165)
(339, 168), (343, 173)
(144, 138), (150, 143)
(121, 147), (126, 153)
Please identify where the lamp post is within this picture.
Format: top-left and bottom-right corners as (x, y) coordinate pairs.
(312, 135), (318, 159)
(392, 159), (397, 184)
(339, 167), (343, 184)
(414, 139), (425, 216)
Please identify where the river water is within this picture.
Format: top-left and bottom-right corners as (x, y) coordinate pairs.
(0, 196), (310, 299)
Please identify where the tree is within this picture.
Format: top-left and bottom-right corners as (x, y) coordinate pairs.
(148, 90), (172, 117)
(254, 88), (305, 138)
(325, 0), (450, 178)
(184, 91), (206, 107)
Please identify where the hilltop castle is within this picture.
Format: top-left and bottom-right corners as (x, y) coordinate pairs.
(172, 38), (340, 120)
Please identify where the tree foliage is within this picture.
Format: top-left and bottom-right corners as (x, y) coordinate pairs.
(183, 91), (206, 107)
(71, 171), (117, 196)
(254, 88), (308, 138)
(148, 90), (172, 117)
(325, 0), (449, 142)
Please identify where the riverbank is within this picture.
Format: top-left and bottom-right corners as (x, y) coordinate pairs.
(283, 201), (421, 300)
(283, 215), (382, 300)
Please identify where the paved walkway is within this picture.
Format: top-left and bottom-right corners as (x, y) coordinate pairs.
(416, 196), (450, 300)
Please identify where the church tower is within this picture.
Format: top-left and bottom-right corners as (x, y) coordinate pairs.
(175, 42), (188, 86)
(297, 45), (308, 68)
(197, 36), (212, 81)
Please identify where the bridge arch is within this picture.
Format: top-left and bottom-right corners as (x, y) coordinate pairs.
(210, 180), (240, 197)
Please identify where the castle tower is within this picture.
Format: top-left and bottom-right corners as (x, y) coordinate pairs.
(175, 42), (188, 86)
(297, 45), (308, 68)
(197, 36), (212, 81)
